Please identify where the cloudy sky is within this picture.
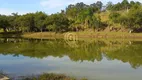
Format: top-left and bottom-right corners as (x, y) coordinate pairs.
(0, 0), (142, 15)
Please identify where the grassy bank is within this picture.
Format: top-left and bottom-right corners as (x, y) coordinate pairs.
(22, 31), (142, 40)
(1, 31), (142, 41)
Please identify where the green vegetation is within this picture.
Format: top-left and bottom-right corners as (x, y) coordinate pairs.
(108, 1), (142, 32)
(1, 0), (142, 34)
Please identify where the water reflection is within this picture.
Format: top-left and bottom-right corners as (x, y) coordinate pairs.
(0, 38), (142, 69)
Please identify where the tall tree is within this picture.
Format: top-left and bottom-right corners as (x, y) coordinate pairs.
(121, 0), (130, 10)
(96, 1), (103, 10)
(34, 11), (47, 32)
(0, 15), (10, 32)
(44, 13), (69, 32)
(106, 1), (113, 10)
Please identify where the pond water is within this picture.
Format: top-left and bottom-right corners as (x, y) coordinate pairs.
(0, 38), (142, 80)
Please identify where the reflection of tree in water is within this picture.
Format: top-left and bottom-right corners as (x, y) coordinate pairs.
(67, 40), (103, 62)
(0, 38), (142, 69)
(105, 41), (142, 69)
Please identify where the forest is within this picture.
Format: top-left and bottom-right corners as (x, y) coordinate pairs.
(0, 0), (142, 33)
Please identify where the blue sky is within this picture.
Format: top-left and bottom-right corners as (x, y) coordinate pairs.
(0, 0), (141, 15)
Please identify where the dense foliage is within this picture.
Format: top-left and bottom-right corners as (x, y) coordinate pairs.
(107, 0), (142, 32)
(0, 0), (142, 33)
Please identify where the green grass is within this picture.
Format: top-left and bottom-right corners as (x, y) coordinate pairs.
(0, 29), (3, 32)
(22, 31), (142, 41)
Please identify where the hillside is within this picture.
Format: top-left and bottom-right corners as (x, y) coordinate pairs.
(0, 0), (142, 34)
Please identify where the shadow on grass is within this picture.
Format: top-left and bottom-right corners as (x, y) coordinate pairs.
(0, 32), (23, 38)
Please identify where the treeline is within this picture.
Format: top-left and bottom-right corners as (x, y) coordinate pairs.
(108, 0), (142, 32)
(0, 0), (142, 33)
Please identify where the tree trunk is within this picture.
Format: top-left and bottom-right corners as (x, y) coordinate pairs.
(3, 27), (7, 32)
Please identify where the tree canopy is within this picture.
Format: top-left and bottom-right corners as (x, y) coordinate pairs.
(0, 0), (142, 33)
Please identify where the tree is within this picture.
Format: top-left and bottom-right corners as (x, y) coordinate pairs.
(126, 5), (142, 31)
(109, 12), (121, 23)
(66, 5), (78, 20)
(44, 13), (69, 32)
(7, 13), (19, 32)
(109, 3), (142, 32)
(96, 1), (103, 10)
(0, 15), (10, 32)
(14, 13), (35, 32)
(34, 12), (47, 32)
(122, 0), (129, 6)
(107, 0), (130, 11)
(130, 1), (135, 7)
(106, 1), (113, 10)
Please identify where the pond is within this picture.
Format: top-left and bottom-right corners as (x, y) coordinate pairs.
(0, 38), (142, 80)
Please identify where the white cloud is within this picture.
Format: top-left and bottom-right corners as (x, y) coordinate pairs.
(39, 0), (142, 14)
(70, 0), (100, 4)
(0, 8), (35, 15)
(0, 8), (14, 15)
(40, 0), (98, 8)
(40, 0), (99, 14)
(40, 0), (69, 9)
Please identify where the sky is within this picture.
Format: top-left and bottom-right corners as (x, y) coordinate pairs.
(0, 0), (142, 15)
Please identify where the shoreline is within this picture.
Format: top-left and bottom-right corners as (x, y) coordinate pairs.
(22, 32), (142, 40)
(1, 31), (142, 41)
(0, 73), (87, 80)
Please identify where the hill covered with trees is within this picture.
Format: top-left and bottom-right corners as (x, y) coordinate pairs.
(0, 0), (142, 33)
